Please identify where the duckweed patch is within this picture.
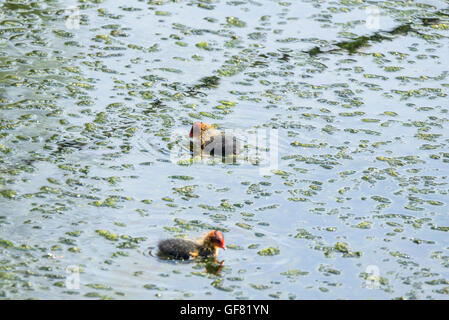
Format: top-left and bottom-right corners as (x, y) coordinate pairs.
(95, 230), (119, 242)
(257, 247), (280, 256)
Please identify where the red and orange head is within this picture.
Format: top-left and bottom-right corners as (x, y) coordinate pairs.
(205, 230), (226, 250)
(189, 122), (213, 138)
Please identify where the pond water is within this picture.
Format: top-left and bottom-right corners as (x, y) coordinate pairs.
(0, 0), (448, 299)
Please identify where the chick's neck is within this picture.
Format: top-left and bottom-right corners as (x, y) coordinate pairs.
(198, 236), (219, 255)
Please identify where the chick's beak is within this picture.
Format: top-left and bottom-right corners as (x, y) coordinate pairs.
(220, 243), (226, 250)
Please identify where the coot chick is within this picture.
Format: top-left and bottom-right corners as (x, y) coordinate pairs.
(189, 122), (242, 157)
(158, 230), (226, 260)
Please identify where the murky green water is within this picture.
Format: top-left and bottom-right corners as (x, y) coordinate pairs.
(0, 0), (448, 299)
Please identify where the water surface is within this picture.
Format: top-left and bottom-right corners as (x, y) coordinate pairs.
(0, 0), (448, 299)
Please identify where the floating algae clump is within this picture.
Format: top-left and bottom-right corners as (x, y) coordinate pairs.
(334, 242), (362, 257)
(0, 189), (17, 199)
(95, 230), (119, 241)
(334, 242), (350, 253)
(306, 23), (414, 56)
(195, 41), (211, 50)
(226, 17), (246, 28)
(0, 238), (15, 248)
(258, 247), (280, 256)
